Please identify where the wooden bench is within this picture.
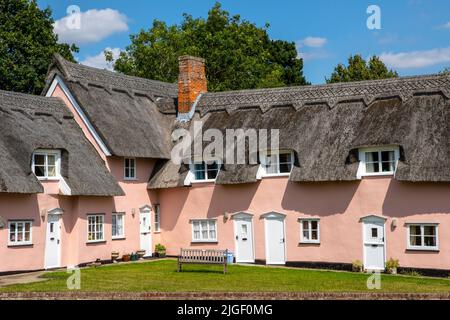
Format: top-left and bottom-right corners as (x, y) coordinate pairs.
(177, 248), (228, 274)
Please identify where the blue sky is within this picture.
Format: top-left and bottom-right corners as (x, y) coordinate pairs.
(38, 0), (450, 84)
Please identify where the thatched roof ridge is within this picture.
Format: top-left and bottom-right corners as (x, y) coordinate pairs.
(0, 90), (124, 196)
(197, 73), (450, 114)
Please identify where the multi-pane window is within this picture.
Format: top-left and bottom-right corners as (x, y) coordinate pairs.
(261, 151), (293, 176)
(32, 150), (60, 179)
(365, 150), (396, 174)
(124, 158), (136, 180)
(192, 219), (217, 242)
(191, 161), (220, 181)
(300, 219), (320, 243)
(87, 214), (104, 242)
(154, 204), (161, 232)
(408, 224), (438, 250)
(8, 221), (32, 245)
(112, 213), (125, 239)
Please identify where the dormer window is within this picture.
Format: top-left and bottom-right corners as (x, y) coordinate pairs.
(32, 150), (61, 180)
(357, 146), (400, 178)
(260, 150), (294, 177)
(190, 161), (220, 182)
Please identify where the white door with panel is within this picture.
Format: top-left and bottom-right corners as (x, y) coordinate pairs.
(362, 216), (386, 270)
(45, 213), (62, 269)
(233, 214), (255, 263)
(139, 207), (152, 257)
(263, 212), (286, 265)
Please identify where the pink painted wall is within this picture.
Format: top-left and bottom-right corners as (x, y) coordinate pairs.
(158, 177), (450, 270)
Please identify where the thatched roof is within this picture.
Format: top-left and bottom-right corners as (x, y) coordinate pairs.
(0, 90), (124, 196)
(149, 74), (450, 188)
(43, 54), (177, 158)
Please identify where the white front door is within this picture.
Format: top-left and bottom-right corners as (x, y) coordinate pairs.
(362, 216), (386, 270)
(140, 209), (152, 257)
(45, 214), (61, 269)
(263, 213), (286, 265)
(234, 217), (255, 263)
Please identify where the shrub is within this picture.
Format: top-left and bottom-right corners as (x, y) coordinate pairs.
(385, 258), (400, 274)
(155, 243), (166, 252)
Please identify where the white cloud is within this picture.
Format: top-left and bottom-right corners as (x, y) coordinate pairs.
(300, 37), (327, 48)
(379, 47), (450, 69)
(80, 48), (121, 71)
(54, 9), (128, 45)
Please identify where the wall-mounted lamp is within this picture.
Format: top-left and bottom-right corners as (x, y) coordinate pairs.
(391, 218), (398, 229)
(0, 215), (5, 228)
(40, 209), (47, 221)
(131, 208), (136, 218)
(223, 212), (229, 223)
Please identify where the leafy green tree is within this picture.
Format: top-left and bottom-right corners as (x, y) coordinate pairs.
(326, 54), (398, 83)
(109, 2), (308, 91)
(0, 0), (78, 94)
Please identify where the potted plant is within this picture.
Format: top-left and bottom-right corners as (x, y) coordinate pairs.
(155, 243), (166, 258)
(111, 251), (120, 263)
(352, 260), (363, 273)
(130, 252), (139, 261)
(136, 249), (146, 259)
(385, 258), (399, 274)
(122, 253), (131, 262)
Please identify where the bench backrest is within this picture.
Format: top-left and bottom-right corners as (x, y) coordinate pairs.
(179, 248), (228, 264)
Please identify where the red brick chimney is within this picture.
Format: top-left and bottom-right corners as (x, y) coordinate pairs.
(178, 55), (207, 115)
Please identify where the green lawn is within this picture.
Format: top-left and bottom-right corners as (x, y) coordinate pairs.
(1, 259), (450, 293)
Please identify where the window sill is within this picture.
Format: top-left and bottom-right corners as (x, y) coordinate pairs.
(86, 240), (106, 244)
(360, 173), (394, 177)
(36, 177), (60, 181)
(191, 180), (216, 184)
(261, 173), (291, 178)
(123, 178), (138, 181)
(8, 243), (33, 248)
(191, 241), (218, 244)
(112, 237), (126, 241)
(299, 241), (320, 245)
(406, 247), (439, 252)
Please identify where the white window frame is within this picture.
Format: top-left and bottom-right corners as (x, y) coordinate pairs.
(357, 146), (400, 178)
(8, 220), (33, 246)
(299, 218), (320, 244)
(259, 150), (294, 177)
(112, 213), (125, 240)
(124, 158), (137, 180)
(87, 214), (105, 243)
(406, 223), (439, 251)
(154, 204), (161, 233)
(191, 219), (218, 242)
(189, 160), (221, 183)
(32, 149), (61, 180)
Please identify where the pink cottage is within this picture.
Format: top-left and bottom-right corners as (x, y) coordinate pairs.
(0, 54), (449, 275)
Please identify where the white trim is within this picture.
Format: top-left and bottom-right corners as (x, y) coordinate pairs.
(233, 215), (255, 263)
(259, 150), (294, 178)
(86, 214), (105, 243)
(189, 160), (221, 183)
(45, 76), (112, 156)
(406, 223), (439, 251)
(8, 220), (33, 246)
(139, 205), (152, 212)
(357, 146), (400, 179)
(58, 176), (72, 195)
(47, 208), (64, 215)
(32, 149), (61, 180)
(299, 218), (320, 244)
(112, 212), (125, 240)
(190, 219), (218, 242)
(263, 214), (287, 265)
(361, 215), (386, 271)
